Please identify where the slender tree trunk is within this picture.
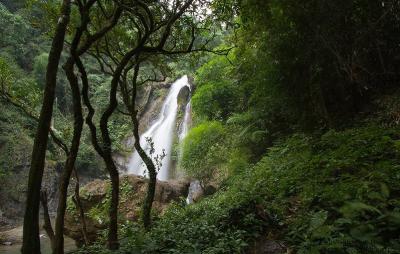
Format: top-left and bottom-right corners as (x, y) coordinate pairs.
(142, 167), (157, 229)
(106, 160), (119, 249)
(99, 93), (120, 250)
(96, 47), (141, 249)
(79, 56), (121, 249)
(71, 169), (89, 245)
(53, 58), (84, 254)
(131, 110), (157, 229)
(40, 191), (55, 252)
(132, 120), (157, 229)
(52, 3), (122, 251)
(22, 1), (71, 253)
(127, 64), (158, 229)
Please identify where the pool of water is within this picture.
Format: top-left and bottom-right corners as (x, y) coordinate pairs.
(0, 235), (76, 254)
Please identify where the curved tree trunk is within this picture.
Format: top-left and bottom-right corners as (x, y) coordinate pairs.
(128, 63), (158, 230)
(131, 107), (157, 229)
(53, 58), (84, 254)
(79, 57), (121, 250)
(99, 76), (122, 250)
(22, 1), (71, 253)
(132, 114), (157, 229)
(51, 4), (122, 252)
(140, 151), (157, 230)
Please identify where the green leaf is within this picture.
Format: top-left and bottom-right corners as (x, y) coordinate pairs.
(380, 183), (390, 198)
(340, 202), (382, 217)
(309, 211), (328, 230)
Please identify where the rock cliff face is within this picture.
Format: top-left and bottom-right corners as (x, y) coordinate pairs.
(0, 158), (101, 229)
(177, 85), (190, 108)
(136, 81), (172, 135)
(64, 175), (190, 245)
(0, 160), (61, 228)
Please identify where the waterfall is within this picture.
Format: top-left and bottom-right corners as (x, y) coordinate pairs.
(179, 100), (191, 141)
(178, 100), (199, 204)
(127, 75), (190, 181)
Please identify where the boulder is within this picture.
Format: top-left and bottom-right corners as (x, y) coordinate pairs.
(187, 75), (196, 92)
(64, 175), (190, 245)
(191, 184), (217, 203)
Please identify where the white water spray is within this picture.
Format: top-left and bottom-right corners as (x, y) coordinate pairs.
(127, 75), (190, 180)
(179, 100), (191, 141)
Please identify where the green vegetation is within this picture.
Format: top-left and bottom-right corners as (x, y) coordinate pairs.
(192, 56), (239, 121)
(0, 2), (132, 179)
(74, 124), (400, 254)
(103, 0), (399, 252)
(1, 0), (400, 253)
(181, 121), (229, 187)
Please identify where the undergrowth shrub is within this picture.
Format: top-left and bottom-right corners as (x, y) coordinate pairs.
(250, 125), (400, 253)
(180, 121), (229, 187)
(74, 124), (400, 254)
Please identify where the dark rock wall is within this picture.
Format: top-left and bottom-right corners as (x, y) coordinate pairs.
(0, 161), (61, 228)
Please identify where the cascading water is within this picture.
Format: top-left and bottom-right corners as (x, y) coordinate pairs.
(177, 99), (200, 204)
(127, 75), (190, 181)
(179, 100), (191, 141)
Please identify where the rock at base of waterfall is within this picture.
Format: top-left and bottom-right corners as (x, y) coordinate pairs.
(191, 184), (217, 203)
(64, 175), (190, 246)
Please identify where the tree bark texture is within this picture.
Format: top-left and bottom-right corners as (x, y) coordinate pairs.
(22, 1), (71, 253)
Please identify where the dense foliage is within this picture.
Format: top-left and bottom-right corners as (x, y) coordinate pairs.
(1, 0), (400, 253)
(180, 121), (229, 186)
(0, 2), (133, 179)
(73, 123), (400, 254)
(152, 125), (400, 253)
(119, 0), (400, 252)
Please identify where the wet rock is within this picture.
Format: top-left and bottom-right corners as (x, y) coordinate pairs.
(64, 175), (190, 245)
(204, 185), (217, 195)
(177, 86), (190, 108)
(192, 190), (202, 203)
(64, 214), (107, 246)
(153, 82), (172, 89)
(125, 211), (138, 221)
(187, 75), (195, 91)
(192, 184), (217, 203)
(137, 84), (170, 135)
